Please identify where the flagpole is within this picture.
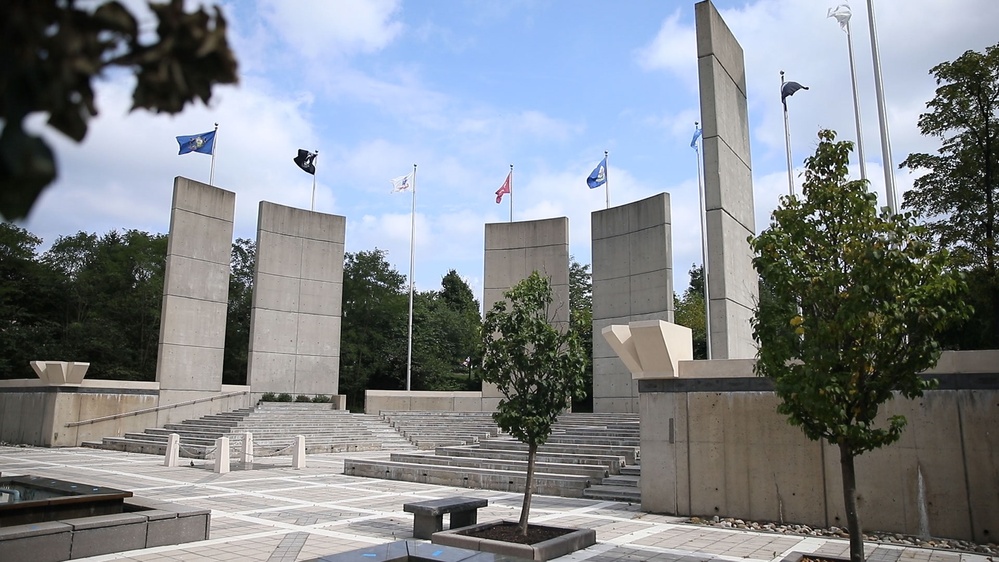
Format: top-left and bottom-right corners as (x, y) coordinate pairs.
(311, 150), (318, 211)
(509, 164), (514, 222)
(406, 164), (417, 392)
(603, 150), (609, 209)
(840, 14), (868, 181)
(693, 122), (712, 360)
(781, 71), (795, 197)
(866, 0), (897, 213)
(209, 122), (219, 186)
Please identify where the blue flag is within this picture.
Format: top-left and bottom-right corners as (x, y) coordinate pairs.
(690, 127), (702, 149)
(587, 157), (607, 189)
(176, 131), (216, 155)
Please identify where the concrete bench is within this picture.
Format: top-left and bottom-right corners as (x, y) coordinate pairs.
(402, 497), (487, 539)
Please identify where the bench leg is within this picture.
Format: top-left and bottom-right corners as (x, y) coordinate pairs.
(413, 513), (443, 539)
(449, 509), (478, 530)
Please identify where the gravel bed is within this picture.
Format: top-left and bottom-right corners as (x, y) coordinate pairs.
(686, 516), (999, 556)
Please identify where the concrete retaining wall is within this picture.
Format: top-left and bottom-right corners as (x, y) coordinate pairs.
(0, 380), (251, 447)
(364, 390), (485, 414)
(639, 350), (999, 542)
(591, 193), (673, 413)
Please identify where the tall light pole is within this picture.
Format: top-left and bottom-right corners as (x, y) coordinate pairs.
(828, 4), (868, 182)
(866, 0), (898, 213)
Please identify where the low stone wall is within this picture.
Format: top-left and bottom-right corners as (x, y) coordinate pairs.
(639, 350), (999, 543)
(0, 380), (251, 447)
(364, 390), (486, 414)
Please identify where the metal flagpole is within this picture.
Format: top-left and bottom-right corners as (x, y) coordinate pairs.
(693, 122), (712, 359)
(509, 164), (513, 222)
(209, 122), (219, 186)
(833, 8), (868, 181)
(781, 71), (795, 197)
(603, 151), (609, 209)
(311, 150), (318, 211)
(406, 164), (417, 392)
(866, 0), (897, 213)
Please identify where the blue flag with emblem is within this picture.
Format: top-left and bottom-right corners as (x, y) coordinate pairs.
(176, 131), (216, 155)
(587, 157), (607, 189)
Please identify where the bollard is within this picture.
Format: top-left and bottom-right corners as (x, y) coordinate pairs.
(292, 435), (306, 469)
(214, 436), (230, 474)
(164, 433), (180, 467)
(241, 432), (253, 466)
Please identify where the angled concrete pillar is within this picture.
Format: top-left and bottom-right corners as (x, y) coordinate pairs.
(696, 0), (759, 359)
(591, 193), (673, 412)
(156, 177), (235, 407)
(247, 202), (345, 398)
(482, 217), (570, 411)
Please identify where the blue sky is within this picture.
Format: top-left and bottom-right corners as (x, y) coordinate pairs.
(20, 0), (999, 302)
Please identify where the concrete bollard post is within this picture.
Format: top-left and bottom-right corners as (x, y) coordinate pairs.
(241, 432), (253, 465)
(292, 435), (306, 469)
(164, 433), (180, 467)
(214, 437), (230, 474)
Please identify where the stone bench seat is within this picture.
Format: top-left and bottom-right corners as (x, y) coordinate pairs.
(390, 452), (609, 479)
(479, 439), (638, 465)
(402, 496), (488, 539)
(439, 445), (624, 474)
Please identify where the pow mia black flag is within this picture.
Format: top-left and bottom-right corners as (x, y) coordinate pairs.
(294, 149), (317, 175)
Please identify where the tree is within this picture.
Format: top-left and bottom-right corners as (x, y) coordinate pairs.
(674, 264), (707, 359)
(339, 249), (408, 408)
(900, 42), (999, 348)
(480, 272), (588, 535)
(1, 0), (238, 220)
(223, 238), (255, 385)
(568, 258), (593, 410)
(750, 130), (969, 562)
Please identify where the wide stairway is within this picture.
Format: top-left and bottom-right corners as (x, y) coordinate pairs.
(82, 402), (414, 458)
(344, 411), (641, 503)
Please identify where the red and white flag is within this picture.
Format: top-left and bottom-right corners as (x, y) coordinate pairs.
(495, 172), (511, 203)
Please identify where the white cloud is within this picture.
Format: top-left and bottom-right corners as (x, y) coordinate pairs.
(259, 0), (404, 59)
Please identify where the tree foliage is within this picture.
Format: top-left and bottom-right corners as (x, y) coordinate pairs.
(750, 130), (970, 562)
(0, 0), (238, 220)
(568, 258), (593, 411)
(674, 264), (707, 359)
(900, 42), (999, 348)
(481, 272), (587, 534)
(222, 238), (255, 385)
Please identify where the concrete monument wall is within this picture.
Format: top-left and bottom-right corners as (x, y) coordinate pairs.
(247, 202), (345, 399)
(155, 177), (235, 407)
(696, 0), (759, 359)
(591, 193), (674, 413)
(482, 217), (570, 411)
(638, 350), (999, 543)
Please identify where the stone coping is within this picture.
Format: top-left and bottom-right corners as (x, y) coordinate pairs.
(304, 539), (531, 561)
(433, 521), (596, 561)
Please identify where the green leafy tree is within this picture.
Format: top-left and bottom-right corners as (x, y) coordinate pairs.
(340, 249), (407, 409)
(1, 0), (239, 220)
(673, 264), (707, 359)
(900, 42), (999, 348)
(750, 130), (970, 562)
(568, 258), (593, 410)
(222, 238), (255, 385)
(481, 272), (588, 535)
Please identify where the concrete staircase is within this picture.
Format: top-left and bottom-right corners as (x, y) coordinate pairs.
(82, 402), (415, 458)
(344, 412), (641, 502)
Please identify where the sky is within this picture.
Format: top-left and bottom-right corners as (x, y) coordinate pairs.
(16, 0), (999, 303)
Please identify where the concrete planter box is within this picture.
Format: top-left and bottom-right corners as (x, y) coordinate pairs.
(432, 521), (596, 561)
(782, 552), (850, 562)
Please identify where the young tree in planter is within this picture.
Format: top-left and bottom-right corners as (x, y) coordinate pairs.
(749, 130), (969, 562)
(481, 272), (587, 536)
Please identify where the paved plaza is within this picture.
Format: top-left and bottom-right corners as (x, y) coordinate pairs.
(0, 446), (989, 562)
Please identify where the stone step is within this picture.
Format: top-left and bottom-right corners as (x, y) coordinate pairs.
(620, 465), (641, 477)
(480, 439), (638, 465)
(582, 484), (641, 503)
(343, 459), (593, 498)
(438, 445), (624, 474)
(546, 435), (641, 447)
(601, 475), (639, 488)
(389, 453), (609, 479)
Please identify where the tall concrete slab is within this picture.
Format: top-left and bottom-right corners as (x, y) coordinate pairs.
(482, 217), (569, 411)
(696, 0), (759, 359)
(247, 202), (345, 398)
(156, 177), (235, 403)
(591, 193), (673, 413)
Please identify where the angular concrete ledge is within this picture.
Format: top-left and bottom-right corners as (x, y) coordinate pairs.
(433, 521), (596, 561)
(304, 538), (532, 561)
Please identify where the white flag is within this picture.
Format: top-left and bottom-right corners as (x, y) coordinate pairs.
(390, 173), (412, 193)
(827, 4), (851, 31)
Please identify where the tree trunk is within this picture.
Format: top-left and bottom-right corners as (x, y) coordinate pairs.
(840, 443), (865, 562)
(519, 442), (538, 535)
